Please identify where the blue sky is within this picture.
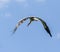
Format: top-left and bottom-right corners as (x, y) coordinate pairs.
(0, 0), (60, 52)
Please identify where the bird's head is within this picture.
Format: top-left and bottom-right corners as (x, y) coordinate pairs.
(29, 16), (39, 21)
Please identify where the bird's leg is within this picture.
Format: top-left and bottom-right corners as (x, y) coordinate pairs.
(27, 21), (32, 27)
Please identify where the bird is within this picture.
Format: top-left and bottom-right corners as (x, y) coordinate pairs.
(13, 16), (52, 37)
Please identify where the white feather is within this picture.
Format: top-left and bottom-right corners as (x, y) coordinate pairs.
(34, 18), (39, 21)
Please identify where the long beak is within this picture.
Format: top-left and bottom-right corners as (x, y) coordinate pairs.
(27, 21), (32, 27)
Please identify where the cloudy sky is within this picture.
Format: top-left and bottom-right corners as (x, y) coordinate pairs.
(0, 0), (60, 52)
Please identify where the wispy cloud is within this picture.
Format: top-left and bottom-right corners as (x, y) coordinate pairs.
(4, 13), (12, 17)
(35, 0), (47, 4)
(15, 0), (28, 7)
(52, 32), (60, 40)
(56, 32), (60, 39)
(15, 0), (46, 7)
(0, 0), (10, 8)
(0, 0), (46, 9)
(0, 12), (12, 18)
(35, 0), (46, 3)
(15, 0), (27, 3)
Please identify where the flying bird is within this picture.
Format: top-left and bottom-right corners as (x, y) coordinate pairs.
(13, 16), (52, 37)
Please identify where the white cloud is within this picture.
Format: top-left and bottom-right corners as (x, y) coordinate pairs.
(15, 0), (27, 3)
(0, 12), (12, 18)
(4, 13), (12, 17)
(15, 0), (28, 7)
(15, 0), (46, 7)
(0, 0), (46, 8)
(35, 0), (46, 3)
(15, 0), (27, 4)
(0, 0), (46, 9)
(56, 33), (60, 39)
(0, 0), (10, 8)
(52, 32), (60, 40)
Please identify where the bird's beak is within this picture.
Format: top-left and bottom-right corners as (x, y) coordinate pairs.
(27, 21), (32, 27)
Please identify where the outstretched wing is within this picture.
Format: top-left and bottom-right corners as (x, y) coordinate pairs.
(36, 17), (52, 37)
(13, 17), (29, 33)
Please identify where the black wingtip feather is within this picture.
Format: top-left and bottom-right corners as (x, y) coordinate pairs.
(49, 33), (52, 37)
(45, 27), (52, 37)
(13, 27), (17, 34)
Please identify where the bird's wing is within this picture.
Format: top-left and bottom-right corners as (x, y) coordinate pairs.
(13, 17), (29, 33)
(36, 17), (52, 37)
